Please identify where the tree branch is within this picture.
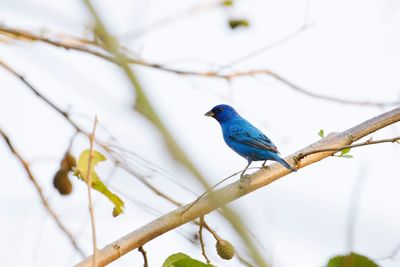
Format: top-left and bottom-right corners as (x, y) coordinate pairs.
(81, 2), (270, 265)
(1, 25), (398, 107)
(75, 108), (400, 267)
(0, 128), (86, 257)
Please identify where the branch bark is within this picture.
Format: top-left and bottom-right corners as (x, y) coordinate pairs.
(76, 107), (400, 266)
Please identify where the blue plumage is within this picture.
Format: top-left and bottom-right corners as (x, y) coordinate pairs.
(205, 104), (296, 176)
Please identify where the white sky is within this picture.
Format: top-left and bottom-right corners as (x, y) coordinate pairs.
(1, 0), (400, 266)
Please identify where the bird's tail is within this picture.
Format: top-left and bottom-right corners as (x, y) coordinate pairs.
(274, 155), (297, 172)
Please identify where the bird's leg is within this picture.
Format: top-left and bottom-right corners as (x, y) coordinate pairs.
(239, 161), (252, 189)
(240, 161), (251, 179)
(262, 160), (271, 170)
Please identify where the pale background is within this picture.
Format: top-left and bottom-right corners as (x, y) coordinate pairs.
(0, 0), (400, 266)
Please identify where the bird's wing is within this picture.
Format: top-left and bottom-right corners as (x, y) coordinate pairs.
(228, 124), (280, 154)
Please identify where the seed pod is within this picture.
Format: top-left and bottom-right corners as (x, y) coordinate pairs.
(216, 239), (235, 260)
(53, 169), (72, 195)
(61, 153), (76, 171)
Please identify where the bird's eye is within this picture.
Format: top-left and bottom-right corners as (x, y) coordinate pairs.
(217, 108), (224, 112)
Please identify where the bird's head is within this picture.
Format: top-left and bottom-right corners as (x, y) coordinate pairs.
(205, 104), (238, 122)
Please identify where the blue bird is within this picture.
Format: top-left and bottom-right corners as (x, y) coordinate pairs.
(205, 104), (296, 177)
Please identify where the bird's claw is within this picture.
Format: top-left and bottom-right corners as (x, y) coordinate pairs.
(262, 164), (271, 170)
(239, 174), (251, 189)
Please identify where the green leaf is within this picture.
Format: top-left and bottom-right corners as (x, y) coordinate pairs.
(92, 179), (125, 217)
(222, 0), (234, 6)
(163, 253), (214, 267)
(163, 253), (189, 267)
(76, 150), (106, 183)
(228, 19), (250, 29)
(327, 252), (379, 267)
(339, 147), (351, 156)
(318, 129), (325, 138)
(337, 147), (353, 158)
(74, 149), (125, 216)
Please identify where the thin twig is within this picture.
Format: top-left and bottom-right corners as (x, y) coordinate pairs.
(223, 23), (313, 68)
(86, 116), (99, 267)
(138, 246), (148, 267)
(268, 72), (399, 107)
(1, 25), (398, 107)
(107, 143), (199, 196)
(375, 241), (400, 261)
(202, 219), (221, 242)
(236, 254), (255, 267)
(0, 26), (116, 63)
(0, 60), (82, 132)
(118, 162), (183, 206)
(199, 216), (211, 263)
(0, 128), (85, 257)
(123, 0), (226, 40)
(296, 136), (400, 161)
(183, 167), (261, 214)
(0, 59), (183, 209)
(66, 131), (79, 152)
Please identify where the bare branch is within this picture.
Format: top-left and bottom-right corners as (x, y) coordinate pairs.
(1, 25), (398, 107)
(182, 167), (264, 214)
(0, 60), (83, 133)
(0, 25), (116, 63)
(123, 0), (227, 40)
(267, 72), (399, 107)
(296, 135), (400, 161)
(138, 246), (148, 267)
(86, 116), (99, 267)
(199, 216), (211, 263)
(0, 59), (185, 210)
(375, 241), (400, 261)
(223, 23), (313, 68)
(0, 128), (85, 258)
(75, 108), (400, 267)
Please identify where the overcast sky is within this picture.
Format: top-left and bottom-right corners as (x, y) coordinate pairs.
(1, 0), (400, 266)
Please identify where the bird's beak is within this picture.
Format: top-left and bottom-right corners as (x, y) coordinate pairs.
(204, 110), (215, 117)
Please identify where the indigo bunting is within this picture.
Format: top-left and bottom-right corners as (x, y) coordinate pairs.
(205, 104), (296, 177)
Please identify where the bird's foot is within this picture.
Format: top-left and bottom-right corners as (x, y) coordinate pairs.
(262, 164), (271, 170)
(239, 174), (251, 189)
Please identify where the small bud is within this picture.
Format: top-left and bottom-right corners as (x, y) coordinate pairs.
(216, 239), (235, 260)
(53, 169), (72, 195)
